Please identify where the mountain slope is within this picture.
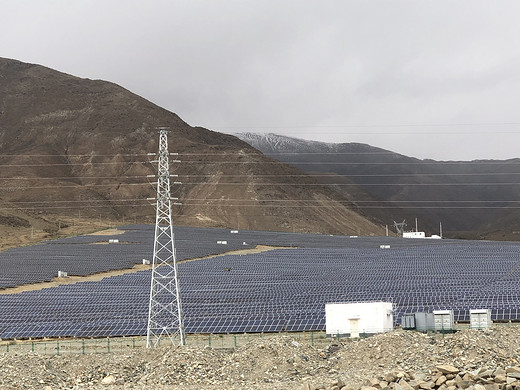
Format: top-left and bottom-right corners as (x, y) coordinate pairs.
(0, 58), (384, 238)
(236, 133), (520, 239)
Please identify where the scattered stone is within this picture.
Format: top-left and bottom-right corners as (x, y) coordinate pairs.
(101, 375), (115, 385)
(437, 365), (460, 375)
(493, 369), (506, 377)
(0, 327), (520, 389)
(400, 379), (416, 390)
(364, 378), (380, 387)
(507, 372), (520, 379)
(494, 375), (507, 383)
(436, 376), (447, 386)
(302, 382), (313, 390)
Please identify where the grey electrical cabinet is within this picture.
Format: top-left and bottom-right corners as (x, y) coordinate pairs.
(401, 314), (416, 330)
(414, 312), (435, 332)
(470, 309), (492, 329)
(433, 310), (454, 331)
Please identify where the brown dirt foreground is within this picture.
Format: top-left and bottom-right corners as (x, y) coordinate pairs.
(1, 326), (520, 390)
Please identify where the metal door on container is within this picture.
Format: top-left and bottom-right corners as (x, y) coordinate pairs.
(349, 318), (360, 338)
(435, 314), (451, 331)
(471, 313), (488, 329)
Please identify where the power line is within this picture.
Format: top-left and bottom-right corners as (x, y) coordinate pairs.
(5, 198), (520, 206)
(177, 182), (520, 186)
(0, 150), (517, 158)
(0, 175), (163, 181)
(0, 204), (151, 211)
(0, 162), (151, 167)
(213, 122), (520, 129)
(0, 152), (402, 157)
(181, 199), (520, 203)
(0, 153), (150, 157)
(3, 204), (520, 211)
(3, 181), (520, 190)
(4, 172), (520, 181)
(2, 149), (520, 216)
(0, 183), (150, 189)
(175, 172), (520, 177)
(8, 199), (150, 204)
(2, 159), (520, 168)
(177, 204), (520, 209)
(157, 161), (520, 165)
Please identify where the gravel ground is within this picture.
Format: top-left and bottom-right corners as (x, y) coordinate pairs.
(1, 326), (520, 389)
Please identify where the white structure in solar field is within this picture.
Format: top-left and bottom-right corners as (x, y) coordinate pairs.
(403, 231), (426, 239)
(402, 231), (442, 239)
(470, 309), (492, 329)
(433, 310), (455, 331)
(325, 302), (393, 338)
(401, 220), (443, 239)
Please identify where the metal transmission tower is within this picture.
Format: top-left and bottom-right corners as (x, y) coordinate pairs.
(393, 220), (407, 237)
(146, 128), (185, 348)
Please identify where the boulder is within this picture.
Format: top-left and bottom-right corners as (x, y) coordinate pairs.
(438, 366), (460, 375)
(101, 375), (116, 385)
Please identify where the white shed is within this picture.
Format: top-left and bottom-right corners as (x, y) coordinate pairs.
(470, 309), (492, 329)
(403, 231), (426, 239)
(325, 302), (393, 338)
(433, 310), (454, 331)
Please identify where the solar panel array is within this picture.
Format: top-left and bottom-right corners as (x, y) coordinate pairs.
(1, 229), (520, 339)
(0, 225), (257, 289)
(1, 224), (442, 290)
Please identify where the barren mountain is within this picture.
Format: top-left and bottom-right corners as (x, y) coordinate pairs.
(237, 133), (520, 240)
(0, 57), (385, 242)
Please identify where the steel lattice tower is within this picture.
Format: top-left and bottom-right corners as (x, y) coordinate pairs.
(146, 128), (185, 347)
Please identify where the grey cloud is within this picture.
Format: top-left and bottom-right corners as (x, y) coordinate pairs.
(2, 0), (520, 160)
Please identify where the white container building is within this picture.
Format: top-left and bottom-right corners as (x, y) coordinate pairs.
(403, 231), (426, 239)
(470, 309), (492, 329)
(401, 313), (416, 330)
(325, 302), (393, 338)
(413, 312), (435, 332)
(433, 310), (454, 331)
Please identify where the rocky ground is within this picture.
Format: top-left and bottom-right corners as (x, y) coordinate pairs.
(1, 326), (520, 389)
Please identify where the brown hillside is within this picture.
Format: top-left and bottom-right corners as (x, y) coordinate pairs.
(0, 57), (384, 242)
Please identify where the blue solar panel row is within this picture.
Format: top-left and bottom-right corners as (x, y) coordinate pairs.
(1, 234), (520, 339)
(0, 225), (258, 289)
(1, 224), (449, 290)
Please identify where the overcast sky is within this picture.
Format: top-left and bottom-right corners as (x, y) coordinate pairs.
(2, 0), (520, 160)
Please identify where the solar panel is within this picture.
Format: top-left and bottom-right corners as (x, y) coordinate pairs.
(1, 227), (520, 339)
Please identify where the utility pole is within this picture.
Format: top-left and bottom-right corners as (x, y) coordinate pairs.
(146, 128), (185, 347)
(393, 220), (407, 237)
